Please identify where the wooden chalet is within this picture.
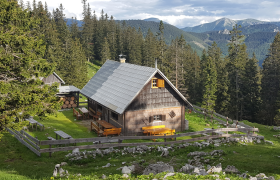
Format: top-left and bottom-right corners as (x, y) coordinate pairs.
(81, 59), (193, 136)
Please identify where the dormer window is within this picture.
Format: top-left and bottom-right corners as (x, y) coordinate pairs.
(151, 78), (165, 88)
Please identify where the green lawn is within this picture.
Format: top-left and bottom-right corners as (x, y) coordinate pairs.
(1, 110), (280, 179)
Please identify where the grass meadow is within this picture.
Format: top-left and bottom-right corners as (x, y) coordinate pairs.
(0, 110), (280, 179)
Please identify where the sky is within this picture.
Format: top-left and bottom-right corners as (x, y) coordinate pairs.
(24, 0), (280, 28)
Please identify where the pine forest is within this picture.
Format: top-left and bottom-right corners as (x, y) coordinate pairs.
(5, 0), (280, 126)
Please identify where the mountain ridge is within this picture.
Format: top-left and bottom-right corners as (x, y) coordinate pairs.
(181, 17), (280, 33)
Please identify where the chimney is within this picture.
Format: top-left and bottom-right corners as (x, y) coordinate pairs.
(119, 54), (126, 63)
(155, 59), (157, 69)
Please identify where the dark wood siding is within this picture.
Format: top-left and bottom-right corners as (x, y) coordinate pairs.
(42, 73), (62, 86)
(126, 74), (184, 111)
(124, 107), (182, 136)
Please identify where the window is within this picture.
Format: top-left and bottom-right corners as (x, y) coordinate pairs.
(111, 111), (118, 121)
(152, 78), (157, 88)
(151, 78), (165, 88)
(97, 104), (102, 112)
(149, 114), (166, 123)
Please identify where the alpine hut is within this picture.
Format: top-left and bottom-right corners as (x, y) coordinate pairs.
(81, 58), (193, 136)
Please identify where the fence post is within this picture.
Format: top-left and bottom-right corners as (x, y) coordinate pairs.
(236, 120), (238, 128)
(212, 127), (214, 136)
(175, 133), (176, 141)
(253, 126), (255, 134)
(49, 145), (52, 157)
(164, 134), (166, 145)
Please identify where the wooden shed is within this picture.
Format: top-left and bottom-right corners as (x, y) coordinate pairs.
(81, 60), (193, 136)
(42, 72), (65, 86)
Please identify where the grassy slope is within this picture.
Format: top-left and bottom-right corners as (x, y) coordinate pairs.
(1, 111), (280, 179)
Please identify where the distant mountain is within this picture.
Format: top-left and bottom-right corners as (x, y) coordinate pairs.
(65, 18), (83, 27)
(181, 18), (280, 33)
(143, 18), (170, 25)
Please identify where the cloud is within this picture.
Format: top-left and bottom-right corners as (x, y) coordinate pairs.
(21, 0), (280, 28)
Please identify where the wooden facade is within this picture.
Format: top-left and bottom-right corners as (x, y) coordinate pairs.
(87, 72), (188, 136)
(42, 73), (64, 86)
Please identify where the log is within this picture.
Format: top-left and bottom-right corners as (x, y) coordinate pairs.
(67, 104), (72, 108)
(62, 97), (66, 102)
(67, 97), (71, 101)
(65, 101), (69, 105)
(70, 101), (74, 105)
(71, 97), (75, 101)
(62, 104), (67, 109)
(72, 104), (77, 108)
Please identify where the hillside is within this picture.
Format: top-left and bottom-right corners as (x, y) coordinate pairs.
(117, 20), (208, 56)
(188, 23), (280, 65)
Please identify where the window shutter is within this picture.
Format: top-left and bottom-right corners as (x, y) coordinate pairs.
(149, 116), (153, 123)
(162, 115), (166, 121)
(157, 79), (165, 88)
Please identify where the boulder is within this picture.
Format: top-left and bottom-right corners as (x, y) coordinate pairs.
(239, 173), (247, 179)
(160, 149), (169, 157)
(102, 163), (111, 168)
(101, 174), (106, 179)
(179, 164), (194, 174)
(60, 162), (67, 166)
(143, 162), (174, 175)
(72, 148), (79, 154)
(187, 151), (208, 157)
(256, 173), (268, 179)
(207, 163), (222, 174)
(264, 140), (274, 145)
(193, 167), (208, 175)
(122, 165), (135, 174)
(224, 165), (240, 174)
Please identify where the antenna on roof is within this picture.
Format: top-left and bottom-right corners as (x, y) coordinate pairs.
(155, 59), (157, 69)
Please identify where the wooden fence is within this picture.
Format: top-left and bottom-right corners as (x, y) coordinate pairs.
(6, 128), (41, 156)
(7, 127), (259, 157)
(191, 105), (253, 129)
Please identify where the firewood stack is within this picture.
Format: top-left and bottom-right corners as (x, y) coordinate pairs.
(60, 96), (77, 109)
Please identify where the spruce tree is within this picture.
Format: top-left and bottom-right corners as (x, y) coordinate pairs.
(242, 53), (261, 122)
(0, 0), (61, 138)
(261, 33), (280, 125)
(201, 55), (217, 111)
(226, 24), (248, 120)
(100, 37), (111, 64)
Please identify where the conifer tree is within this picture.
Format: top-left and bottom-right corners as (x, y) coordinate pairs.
(226, 24), (248, 120)
(81, 0), (94, 62)
(100, 38), (111, 64)
(0, 0), (61, 138)
(261, 33), (280, 125)
(242, 53), (261, 122)
(201, 55), (217, 111)
(142, 29), (157, 67)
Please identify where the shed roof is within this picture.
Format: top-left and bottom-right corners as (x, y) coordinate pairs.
(53, 72), (65, 84)
(81, 60), (192, 114)
(58, 85), (80, 93)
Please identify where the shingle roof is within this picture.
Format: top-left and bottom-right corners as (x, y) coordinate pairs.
(81, 60), (192, 114)
(59, 85), (80, 93)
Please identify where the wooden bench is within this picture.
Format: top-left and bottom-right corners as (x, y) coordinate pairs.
(102, 128), (122, 137)
(47, 137), (56, 140)
(142, 125), (166, 135)
(36, 122), (44, 131)
(89, 107), (100, 121)
(91, 122), (104, 136)
(73, 108), (82, 120)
